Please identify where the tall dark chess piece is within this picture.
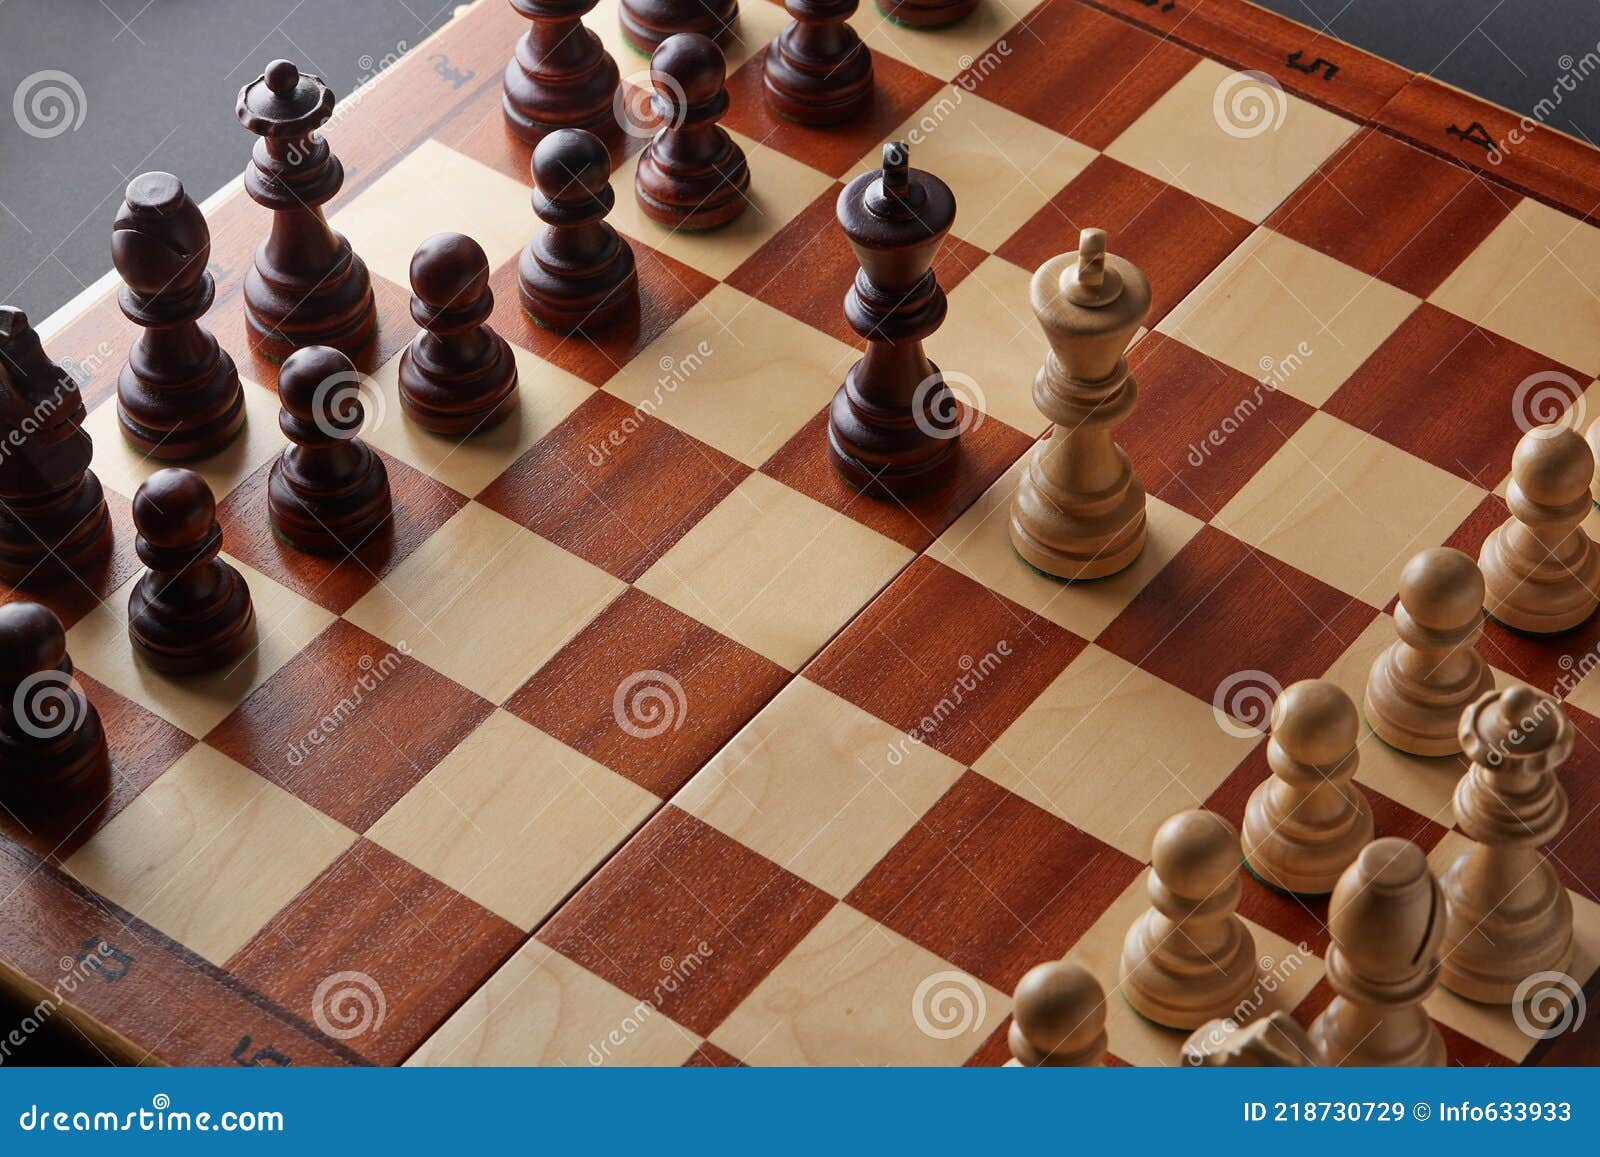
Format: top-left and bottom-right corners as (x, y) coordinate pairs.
(502, 0), (621, 145)
(236, 60), (376, 360)
(827, 141), (959, 497)
(519, 129), (638, 333)
(764, 0), (873, 125)
(619, 0), (738, 55)
(0, 602), (109, 802)
(0, 307), (111, 586)
(129, 469), (256, 674)
(877, 0), (975, 27)
(268, 346), (391, 557)
(399, 233), (520, 436)
(634, 33), (749, 231)
(112, 172), (246, 460)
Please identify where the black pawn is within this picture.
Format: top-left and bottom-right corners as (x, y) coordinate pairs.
(0, 306), (112, 587)
(619, 0), (739, 55)
(129, 469), (256, 674)
(112, 172), (246, 460)
(520, 129), (639, 333)
(267, 346), (391, 557)
(634, 33), (749, 231)
(399, 234), (520, 436)
(0, 602), (109, 802)
(764, 0), (873, 125)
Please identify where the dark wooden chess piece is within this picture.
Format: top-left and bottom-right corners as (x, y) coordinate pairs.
(112, 172), (246, 460)
(400, 233), (520, 436)
(763, 0), (873, 125)
(267, 345), (391, 557)
(877, 0), (975, 27)
(0, 601), (109, 802)
(236, 60), (376, 360)
(0, 306), (112, 587)
(619, 0), (739, 55)
(128, 468), (256, 674)
(634, 33), (750, 231)
(502, 0), (622, 144)
(827, 141), (959, 497)
(519, 129), (639, 333)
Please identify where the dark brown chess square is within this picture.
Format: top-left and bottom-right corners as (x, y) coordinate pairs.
(848, 769), (1144, 991)
(806, 555), (1086, 765)
(478, 391), (750, 583)
(1267, 127), (1519, 298)
(538, 806), (835, 1036)
(1099, 526), (1376, 708)
(1123, 332), (1315, 521)
(207, 619), (493, 831)
(996, 154), (1254, 326)
(227, 838), (523, 1065)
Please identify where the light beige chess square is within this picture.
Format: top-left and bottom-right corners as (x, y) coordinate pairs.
(408, 940), (700, 1066)
(636, 472), (912, 670)
(603, 283), (854, 467)
(859, 0), (1037, 80)
(608, 133), (832, 281)
(1215, 412), (1486, 607)
(345, 502), (625, 701)
(925, 254), (1046, 434)
(62, 745), (354, 965)
(83, 377), (284, 505)
(1105, 58), (1357, 224)
(929, 457), (1203, 638)
(711, 905), (1008, 1065)
(329, 139), (532, 289)
(974, 645), (1257, 860)
(1317, 613), (1511, 825)
(66, 558), (335, 738)
(1431, 196), (1600, 376)
(851, 88), (1096, 252)
(360, 344), (593, 496)
(1157, 227), (1420, 407)
(1424, 831), (1600, 1062)
(1063, 869), (1324, 1066)
(369, 710), (655, 930)
(677, 677), (966, 897)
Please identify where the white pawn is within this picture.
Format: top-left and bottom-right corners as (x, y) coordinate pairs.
(1440, 685), (1573, 1002)
(1480, 424), (1600, 633)
(1006, 960), (1107, 1066)
(1365, 547), (1494, 755)
(1120, 810), (1257, 1030)
(1243, 680), (1372, 895)
(1310, 838), (1446, 1066)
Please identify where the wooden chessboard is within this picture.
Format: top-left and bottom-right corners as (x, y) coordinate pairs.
(5, 0), (1600, 1067)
